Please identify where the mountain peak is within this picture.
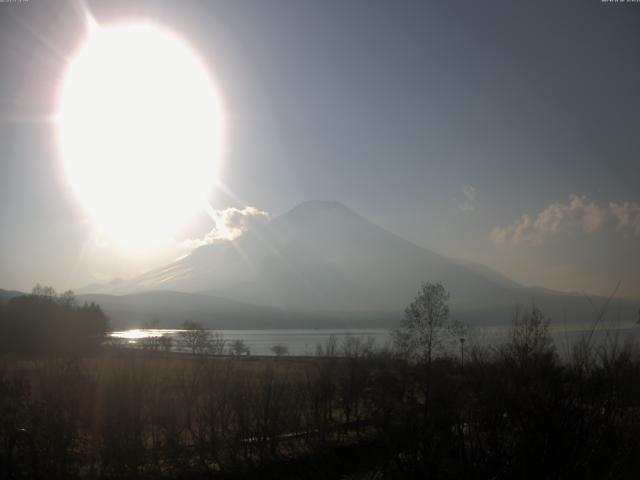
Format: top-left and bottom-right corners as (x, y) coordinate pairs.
(276, 200), (365, 228)
(291, 200), (351, 212)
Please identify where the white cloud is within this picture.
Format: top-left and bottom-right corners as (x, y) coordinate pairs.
(609, 201), (640, 237)
(492, 194), (610, 246)
(182, 206), (270, 249)
(458, 185), (478, 213)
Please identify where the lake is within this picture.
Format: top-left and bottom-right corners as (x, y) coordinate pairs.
(110, 322), (640, 357)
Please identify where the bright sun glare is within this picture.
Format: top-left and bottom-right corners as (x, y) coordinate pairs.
(58, 23), (221, 247)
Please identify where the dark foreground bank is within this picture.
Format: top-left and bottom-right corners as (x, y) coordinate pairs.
(2, 319), (640, 480)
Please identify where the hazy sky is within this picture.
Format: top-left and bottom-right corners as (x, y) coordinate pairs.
(1, 0), (639, 298)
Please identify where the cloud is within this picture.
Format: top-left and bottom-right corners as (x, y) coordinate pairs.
(492, 194), (611, 246)
(609, 201), (640, 237)
(458, 185), (478, 213)
(182, 206), (270, 249)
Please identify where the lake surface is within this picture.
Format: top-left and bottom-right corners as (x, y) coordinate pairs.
(110, 323), (640, 357)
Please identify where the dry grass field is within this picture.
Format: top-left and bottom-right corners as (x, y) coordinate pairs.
(3, 325), (640, 479)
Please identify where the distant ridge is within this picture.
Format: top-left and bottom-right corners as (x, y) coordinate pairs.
(0, 289), (25, 303)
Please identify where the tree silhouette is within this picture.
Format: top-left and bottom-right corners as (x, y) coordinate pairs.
(270, 344), (289, 357)
(393, 282), (461, 417)
(229, 339), (250, 356)
(0, 285), (109, 352)
(179, 321), (212, 355)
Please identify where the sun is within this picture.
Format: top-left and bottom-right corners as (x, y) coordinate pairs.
(58, 22), (221, 247)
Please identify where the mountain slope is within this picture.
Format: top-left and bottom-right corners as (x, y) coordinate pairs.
(120, 201), (529, 313)
(79, 201), (638, 326)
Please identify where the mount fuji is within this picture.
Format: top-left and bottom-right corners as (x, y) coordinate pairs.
(76, 201), (637, 328)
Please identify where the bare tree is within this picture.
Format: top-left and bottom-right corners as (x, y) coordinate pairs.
(209, 331), (227, 356)
(58, 290), (76, 308)
(270, 344), (289, 357)
(338, 336), (374, 432)
(573, 281), (622, 375)
(341, 335), (376, 359)
(503, 304), (555, 368)
(158, 336), (173, 353)
(393, 282), (459, 364)
(393, 282), (461, 417)
(179, 321), (212, 355)
(315, 334), (338, 357)
(31, 284), (57, 299)
(140, 336), (161, 351)
(229, 339), (250, 356)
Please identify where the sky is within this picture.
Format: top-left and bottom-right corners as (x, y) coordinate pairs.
(1, 0), (639, 299)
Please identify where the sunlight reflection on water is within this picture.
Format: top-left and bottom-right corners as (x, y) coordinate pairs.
(108, 325), (640, 357)
(111, 329), (181, 340)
